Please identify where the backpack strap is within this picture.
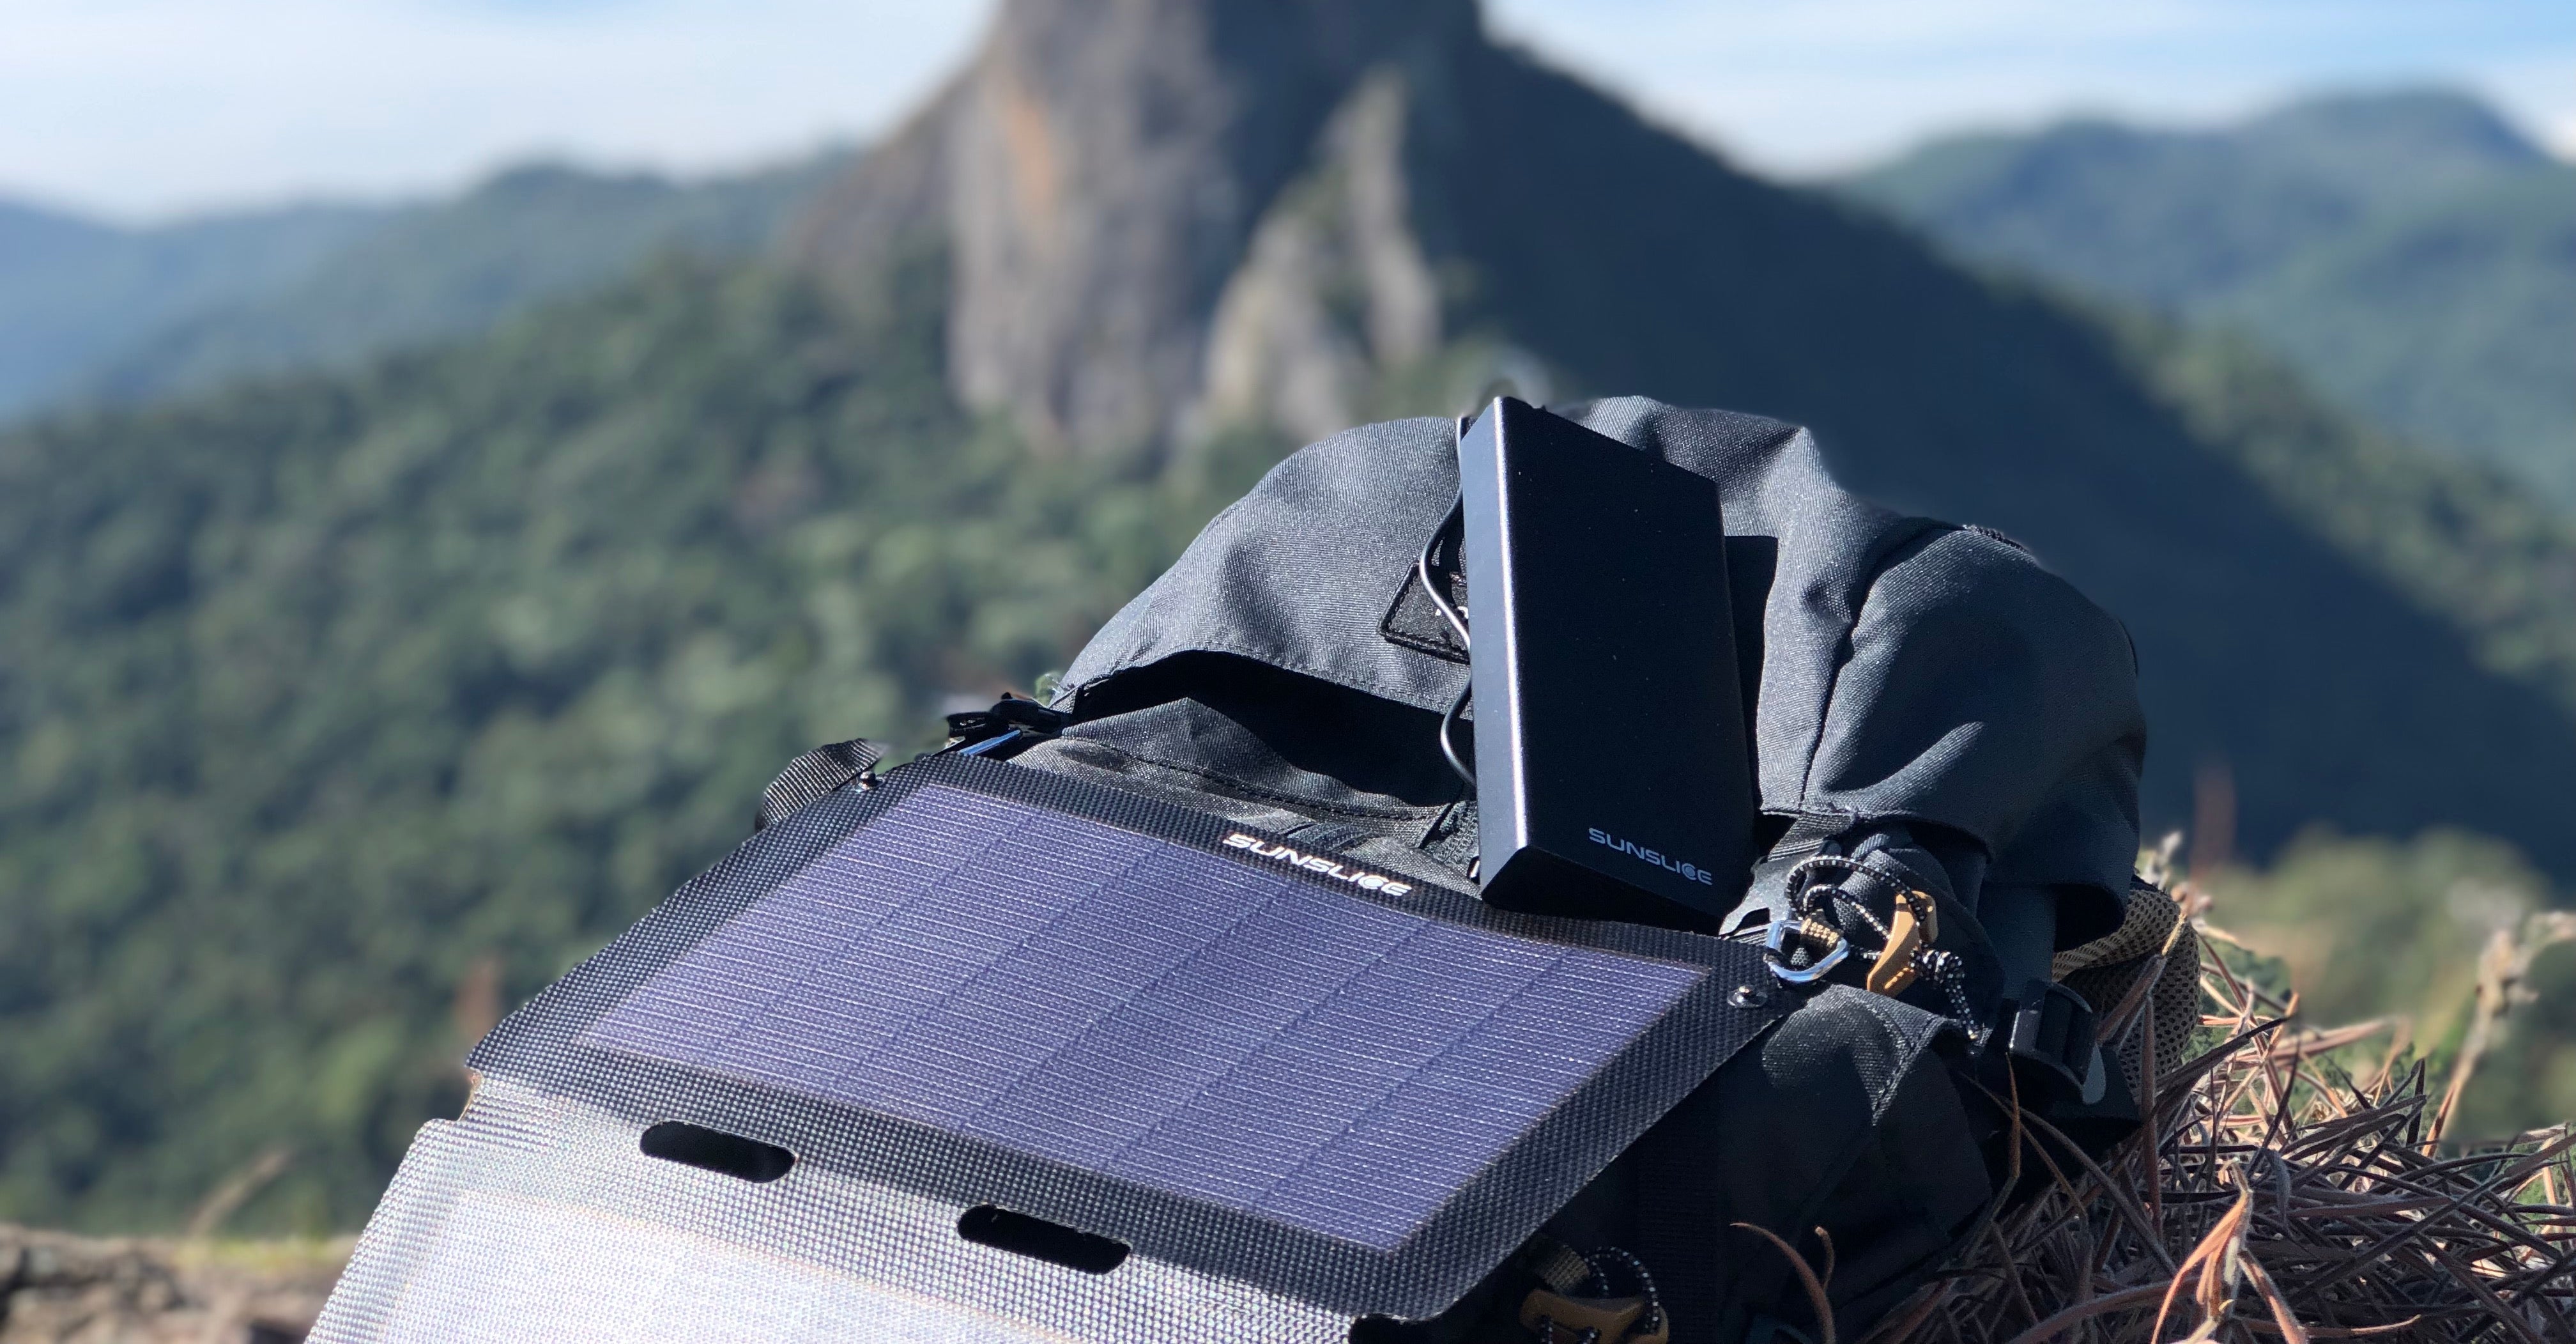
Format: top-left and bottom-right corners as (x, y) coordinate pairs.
(1719, 810), (1854, 936)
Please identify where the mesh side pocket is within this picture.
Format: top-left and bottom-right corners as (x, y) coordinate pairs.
(2057, 881), (2196, 1100)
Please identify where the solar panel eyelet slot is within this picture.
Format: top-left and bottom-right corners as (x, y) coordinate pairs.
(954, 1204), (1130, 1274)
(638, 1121), (796, 1183)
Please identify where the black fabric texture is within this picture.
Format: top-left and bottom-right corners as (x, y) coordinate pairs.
(1398, 987), (1990, 1344)
(1057, 397), (2145, 944)
(1015, 653), (1479, 892)
(1625, 987), (1991, 1344)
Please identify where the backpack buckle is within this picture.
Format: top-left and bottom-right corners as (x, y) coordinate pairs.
(942, 693), (1070, 760)
(1994, 979), (2098, 1097)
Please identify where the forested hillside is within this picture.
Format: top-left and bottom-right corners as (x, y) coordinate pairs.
(8, 0), (2576, 1234)
(1844, 91), (2576, 502)
(2210, 828), (2576, 1133)
(0, 252), (1278, 1230)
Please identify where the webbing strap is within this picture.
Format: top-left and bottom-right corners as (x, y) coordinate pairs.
(1718, 811), (1854, 935)
(754, 739), (885, 832)
(1765, 811), (1853, 865)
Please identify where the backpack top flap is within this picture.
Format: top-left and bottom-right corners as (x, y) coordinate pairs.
(1059, 398), (2145, 923)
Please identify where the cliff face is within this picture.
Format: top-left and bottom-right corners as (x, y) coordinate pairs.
(1191, 70), (1447, 445)
(788, 0), (1474, 452)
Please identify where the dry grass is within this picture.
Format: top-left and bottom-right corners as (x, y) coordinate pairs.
(1860, 877), (2576, 1344)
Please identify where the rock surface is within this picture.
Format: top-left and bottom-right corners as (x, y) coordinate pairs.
(788, 0), (1473, 452)
(0, 1226), (342, 1344)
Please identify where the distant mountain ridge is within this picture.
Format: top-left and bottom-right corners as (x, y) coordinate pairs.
(1843, 90), (2576, 503)
(0, 152), (846, 422)
(0, 197), (386, 419)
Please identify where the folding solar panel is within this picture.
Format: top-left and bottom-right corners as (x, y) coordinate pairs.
(313, 757), (1790, 1342)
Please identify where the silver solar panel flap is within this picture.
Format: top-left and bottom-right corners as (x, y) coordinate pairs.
(323, 757), (1790, 1336)
(314, 1078), (1351, 1344)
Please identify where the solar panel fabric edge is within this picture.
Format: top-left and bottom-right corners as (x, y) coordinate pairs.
(454, 755), (1792, 1320)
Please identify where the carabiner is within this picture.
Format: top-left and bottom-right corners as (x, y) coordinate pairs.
(1763, 916), (1849, 985)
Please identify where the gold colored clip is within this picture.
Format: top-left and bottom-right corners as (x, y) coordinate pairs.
(1864, 890), (1938, 996)
(1520, 1288), (1665, 1344)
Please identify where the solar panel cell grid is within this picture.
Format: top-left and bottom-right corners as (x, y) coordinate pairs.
(585, 784), (1708, 1251)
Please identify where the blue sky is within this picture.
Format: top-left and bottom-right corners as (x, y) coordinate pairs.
(4, 0), (2570, 222)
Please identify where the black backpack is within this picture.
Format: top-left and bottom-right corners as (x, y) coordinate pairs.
(321, 398), (2175, 1344)
(921, 397), (2159, 1341)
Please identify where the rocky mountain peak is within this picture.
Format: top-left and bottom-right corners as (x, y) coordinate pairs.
(789, 0), (1476, 452)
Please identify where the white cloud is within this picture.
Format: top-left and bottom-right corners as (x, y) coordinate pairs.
(2480, 52), (2576, 158)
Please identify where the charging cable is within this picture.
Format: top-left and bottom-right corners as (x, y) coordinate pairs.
(1417, 500), (1476, 793)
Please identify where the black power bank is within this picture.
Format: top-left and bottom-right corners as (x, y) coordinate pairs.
(1458, 398), (1757, 928)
